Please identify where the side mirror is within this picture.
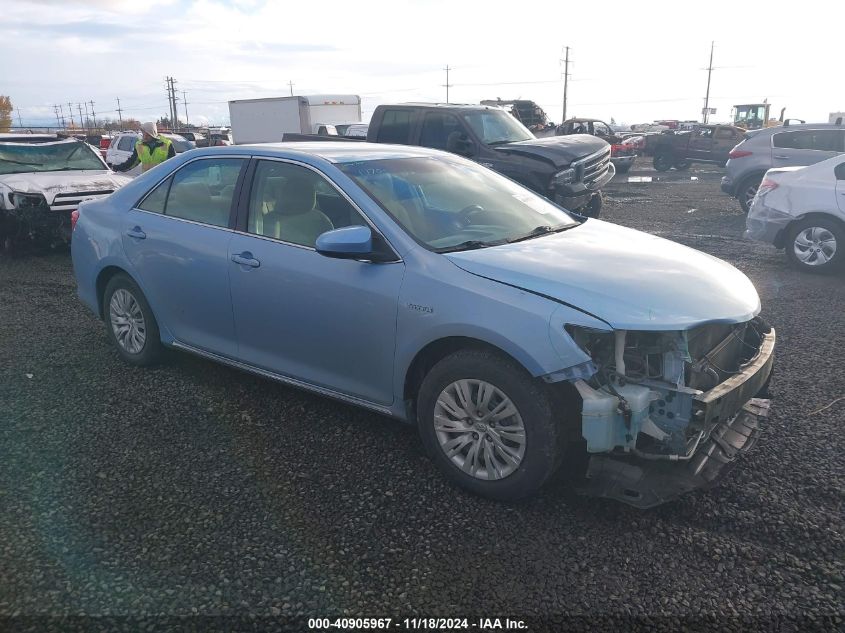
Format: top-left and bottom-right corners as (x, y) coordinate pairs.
(446, 131), (475, 156)
(315, 225), (396, 262)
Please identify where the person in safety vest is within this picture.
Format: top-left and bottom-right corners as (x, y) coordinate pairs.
(113, 122), (175, 173)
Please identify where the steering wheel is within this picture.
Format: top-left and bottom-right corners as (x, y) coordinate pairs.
(457, 204), (485, 227)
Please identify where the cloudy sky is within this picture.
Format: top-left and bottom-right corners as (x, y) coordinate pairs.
(3, 0), (840, 128)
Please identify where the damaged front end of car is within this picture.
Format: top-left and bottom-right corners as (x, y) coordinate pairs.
(0, 191), (71, 251)
(564, 317), (775, 508)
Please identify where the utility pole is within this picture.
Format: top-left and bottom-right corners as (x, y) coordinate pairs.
(288, 80), (295, 96)
(83, 101), (90, 129)
(58, 103), (66, 129)
(77, 103), (85, 133)
(16, 109), (23, 128)
(53, 105), (61, 129)
(168, 77), (180, 130)
(182, 90), (189, 126)
(560, 46), (571, 123)
(443, 65), (452, 103)
(67, 102), (75, 128)
(89, 100), (97, 130)
(116, 97), (123, 126)
(703, 40), (714, 124)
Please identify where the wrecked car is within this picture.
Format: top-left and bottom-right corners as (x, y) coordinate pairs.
(0, 135), (131, 250)
(556, 118), (638, 174)
(71, 143), (774, 508)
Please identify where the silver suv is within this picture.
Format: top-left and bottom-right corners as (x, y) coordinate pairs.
(721, 123), (845, 212)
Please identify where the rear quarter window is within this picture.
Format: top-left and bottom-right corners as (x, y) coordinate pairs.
(377, 110), (412, 144)
(772, 130), (843, 152)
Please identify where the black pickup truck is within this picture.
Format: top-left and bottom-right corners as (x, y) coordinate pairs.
(643, 124), (745, 171)
(364, 104), (614, 217)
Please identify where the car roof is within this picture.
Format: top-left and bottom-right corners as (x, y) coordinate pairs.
(0, 133), (63, 143)
(389, 102), (500, 111)
(197, 141), (454, 163)
(746, 122), (844, 138)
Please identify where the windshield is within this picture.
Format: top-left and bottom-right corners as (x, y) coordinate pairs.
(339, 156), (577, 251)
(0, 139), (105, 175)
(462, 110), (534, 145)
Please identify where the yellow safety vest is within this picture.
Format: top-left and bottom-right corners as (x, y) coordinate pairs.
(136, 137), (173, 172)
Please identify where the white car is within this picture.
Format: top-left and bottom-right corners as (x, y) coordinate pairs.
(0, 135), (130, 249)
(746, 153), (845, 273)
(105, 131), (195, 176)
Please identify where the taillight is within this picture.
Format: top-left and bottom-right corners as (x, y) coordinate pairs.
(729, 149), (753, 159)
(71, 209), (80, 231)
(758, 178), (779, 194)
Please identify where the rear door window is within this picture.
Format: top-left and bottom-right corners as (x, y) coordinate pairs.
(161, 158), (245, 227)
(773, 130), (844, 152)
(377, 110), (412, 144)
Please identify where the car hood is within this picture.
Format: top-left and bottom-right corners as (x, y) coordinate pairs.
(492, 134), (608, 168)
(445, 220), (760, 331)
(0, 170), (131, 203)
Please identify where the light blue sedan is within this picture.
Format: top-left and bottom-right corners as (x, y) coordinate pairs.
(72, 143), (775, 506)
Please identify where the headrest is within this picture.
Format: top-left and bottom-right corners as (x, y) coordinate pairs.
(279, 174), (316, 216)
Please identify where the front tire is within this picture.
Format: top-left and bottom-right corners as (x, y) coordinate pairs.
(103, 274), (162, 366)
(653, 152), (673, 171)
(583, 193), (602, 218)
(417, 349), (563, 500)
(784, 217), (843, 274)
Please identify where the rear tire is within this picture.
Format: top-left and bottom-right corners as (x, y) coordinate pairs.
(615, 163), (631, 174)
(674, 159), (690, 171)
(417, 349), (563, 500)
(784, 216), (843, 274)
(738, 174), (763, 213)
(103, 274), (163, 366)
(653, 152), (673, 171)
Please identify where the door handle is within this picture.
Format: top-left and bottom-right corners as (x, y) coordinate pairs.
(126, 226), (146, 239)
(231, 252), (260, 268)
(773, 154), (790, 159)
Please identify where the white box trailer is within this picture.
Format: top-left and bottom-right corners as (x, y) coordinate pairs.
(228, 95), (361, 144)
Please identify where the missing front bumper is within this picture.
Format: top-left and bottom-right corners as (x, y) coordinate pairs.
(576, 398), (770, 508)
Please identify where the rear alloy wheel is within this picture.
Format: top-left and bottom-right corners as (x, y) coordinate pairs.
(103, 274), (162, 365)
(784, 217), (843, 274)
(417, 349), (562, 500)
(653, 152), (673, 172)
(738, 175), (762, 213)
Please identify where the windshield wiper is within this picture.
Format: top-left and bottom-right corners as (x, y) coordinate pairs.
(436, 239), (503, 253)
(486, 139), (515, 146)
(507, 224), (575, 244)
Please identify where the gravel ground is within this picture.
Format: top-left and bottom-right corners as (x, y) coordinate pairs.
(0, 160), (843, 632)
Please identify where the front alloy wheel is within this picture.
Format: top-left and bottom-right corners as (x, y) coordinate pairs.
(434, 379), (527, 480)
(417, 349), (563, 500)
